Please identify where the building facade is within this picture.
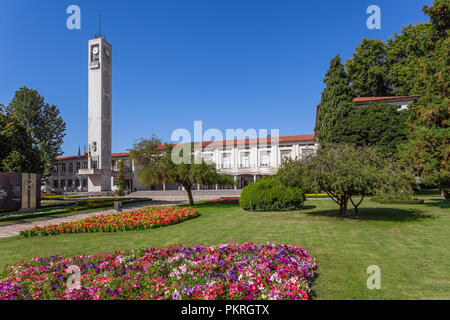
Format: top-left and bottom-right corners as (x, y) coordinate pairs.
(46, 134), (318, 193)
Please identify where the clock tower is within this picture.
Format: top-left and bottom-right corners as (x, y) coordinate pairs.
(80, 37), (113, 193)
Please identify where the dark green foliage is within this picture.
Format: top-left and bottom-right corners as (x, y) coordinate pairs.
(115, 160), (127, 196)
(346, 38), (392, 97)
(315, 55), (354, 145)
(332, 104), (409, 156)
(0, 112), (41, 173)
(1, 87), (66, 176)
(399, 0), (450, 198)
(239, 177), (305, 212)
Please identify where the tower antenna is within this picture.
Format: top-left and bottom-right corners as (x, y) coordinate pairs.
(99, 14), (102, 38)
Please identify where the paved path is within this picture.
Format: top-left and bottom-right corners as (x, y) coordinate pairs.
(0, 200), (185, 239)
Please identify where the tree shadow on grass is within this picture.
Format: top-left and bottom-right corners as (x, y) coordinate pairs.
(423, 199), (450, 210)
(192, 202), (240, 209)
(305, 207), (434, 222)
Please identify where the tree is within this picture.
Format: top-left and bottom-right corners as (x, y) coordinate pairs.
(129, 136), (234, 205)
(276, 144), (415, 216)
(0, 112), (41, 173)
(315, 55), (354, 146)
(399, 0), (450, 198)
(346, 38), (392, 97)
(114, 160), (127, 196)
(332, 104), (409, 156)
(6, 87), (66, 176)
(386, 22), (431, 96)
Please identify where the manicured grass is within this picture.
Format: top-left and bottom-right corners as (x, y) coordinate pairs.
(0, 199), (449, 299)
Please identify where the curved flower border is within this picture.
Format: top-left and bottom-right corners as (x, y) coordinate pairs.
(19, 206), (199, 237)
(0, 242), (317, 300)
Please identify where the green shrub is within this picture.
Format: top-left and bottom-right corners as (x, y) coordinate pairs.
(240, 177), (305, 211)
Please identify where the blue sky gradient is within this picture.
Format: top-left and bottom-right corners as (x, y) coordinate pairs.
(0, 0), (432, 155)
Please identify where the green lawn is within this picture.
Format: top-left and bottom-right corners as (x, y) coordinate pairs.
(0, 199), (449, 299)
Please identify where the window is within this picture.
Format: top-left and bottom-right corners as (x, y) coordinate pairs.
(68, 180), (73, 187)
(54, 165), (58, 173)
(82, 179), (88, 188)
(260, 151), (271, 167)
(221, 153), (231, 169)
(61, 164), (66, 173)
(76, 162), (81, 171)
(61, 180), (66, 188)
(83, 162), (88, 169)
(240, 152), (250, 168)
(53, 180), (58, 188)
(302, 148), (314, 156)
(75, 179), (80, 188)
(92, 161), (98, 169)
(69, 163), (73, 173)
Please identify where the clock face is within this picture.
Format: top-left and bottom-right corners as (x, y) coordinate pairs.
(105, 48), (110, 56)
(92, 47), (99, 55)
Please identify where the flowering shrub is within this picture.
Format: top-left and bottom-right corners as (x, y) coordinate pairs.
(0, 242), (316, 300)
(19, 207), (199, 237)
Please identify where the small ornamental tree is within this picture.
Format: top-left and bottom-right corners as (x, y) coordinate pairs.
(276, 144), (415, 216)
(115, 160), (127, 196)
(129, 136), (234, 206)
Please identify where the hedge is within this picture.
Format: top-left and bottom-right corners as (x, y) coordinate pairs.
(240, 177), (305, 211)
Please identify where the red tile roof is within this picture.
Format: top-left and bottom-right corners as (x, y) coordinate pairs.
(353, 96), (420, 103)
(56, 134), (316, 160)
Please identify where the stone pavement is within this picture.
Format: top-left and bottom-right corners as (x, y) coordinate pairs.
(0, 200), (184, 239)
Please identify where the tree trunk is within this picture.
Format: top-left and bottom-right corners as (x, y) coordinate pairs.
(441, 188), (450, 200)
(185, 186), (195, 206)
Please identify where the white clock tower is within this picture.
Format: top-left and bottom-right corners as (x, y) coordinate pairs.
(79, 36), (113, 193)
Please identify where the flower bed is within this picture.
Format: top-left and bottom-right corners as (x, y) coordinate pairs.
(19, 207), (199, 237)
(0, 242), (317, 300)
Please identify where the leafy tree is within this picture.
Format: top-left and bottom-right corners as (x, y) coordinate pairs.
(277, 144), (415, 216)
(0, 112), (41, 173)
(114, 160), (127, 196)
(386, 23), (431, 96)
(5, 87), (66, 176)
(400, 0), (450, 198)
(315, 55), (354, 145)
(129, 136), (234, 205)
(332, 104), (409, 156)
(372, 162), (416, 201)
(346, 38), (392, 97)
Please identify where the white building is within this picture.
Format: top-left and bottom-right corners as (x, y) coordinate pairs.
(47, 134), (318, 193)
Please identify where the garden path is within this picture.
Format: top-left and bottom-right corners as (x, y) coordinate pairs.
(0, 201), (184, 238)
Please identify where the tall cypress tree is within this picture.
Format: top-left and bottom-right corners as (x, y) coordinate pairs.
(315, 55), (354, 145)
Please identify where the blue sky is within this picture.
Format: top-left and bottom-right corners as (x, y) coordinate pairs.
(0, 0), (432, 156)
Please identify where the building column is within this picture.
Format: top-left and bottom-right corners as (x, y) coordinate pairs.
(253, 175), (257, 182)
(234, 176), (238, 190)
(215, 184), (218, 190)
